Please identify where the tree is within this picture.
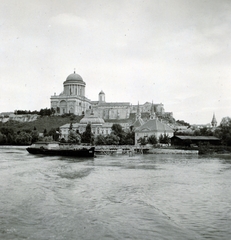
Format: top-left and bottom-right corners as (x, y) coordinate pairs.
(68, 130), (81, 144)
(15, 131), (32, 145)
(95, 134), (107, 145)
(124, 130), (135, 145)
(159, 133), (170, 144)
(39, 108), (52, 116)
(39, 109), (45, 116)
(48, 128), (60, 141)
(51, 107), (55, 115)
(43, 128), (48, 137)
(31, 129), (39, 143)
(176, 120), (190, 127)
(148, 135), (158, 145)
(215, 117), (231, 146)
(193, 127), (213, 136)
(111, 124), (126, 145)
(81, 124), (94, 144)
(0, 127), (15, 144)
(220, 117), (231, 127)
(105, 133), (120, 145)
(138, 136), (148, 146)
(0, 133), (7, 144)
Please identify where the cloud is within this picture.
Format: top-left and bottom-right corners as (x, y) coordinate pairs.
(50, 13), (89, 29)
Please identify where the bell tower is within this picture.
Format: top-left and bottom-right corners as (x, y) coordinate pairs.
(98, 90), (105, 103)
(211, 113), (217, 127)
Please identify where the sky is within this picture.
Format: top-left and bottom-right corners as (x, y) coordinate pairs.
(1, 0), (231, 124)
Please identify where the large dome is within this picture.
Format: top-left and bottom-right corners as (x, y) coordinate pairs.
(80, 112), (105, 125)
(66, 71), (84, 82)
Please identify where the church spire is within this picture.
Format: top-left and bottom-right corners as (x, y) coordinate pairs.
(211, 113), (217, 127)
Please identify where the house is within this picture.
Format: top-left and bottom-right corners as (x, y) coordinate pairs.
(134, 103), (174, 145)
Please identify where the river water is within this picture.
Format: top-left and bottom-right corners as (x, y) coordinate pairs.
(0, 146), (231, 240)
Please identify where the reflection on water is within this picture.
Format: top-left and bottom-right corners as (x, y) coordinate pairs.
(0, 146), (231, 240)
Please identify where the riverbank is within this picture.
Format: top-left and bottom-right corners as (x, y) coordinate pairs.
(2, 144), (231, 156)
(147, 148), (199, 154)
(95, 145), (199, 155)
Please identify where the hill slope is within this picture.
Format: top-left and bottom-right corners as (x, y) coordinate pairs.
(0, 115), (84, 133)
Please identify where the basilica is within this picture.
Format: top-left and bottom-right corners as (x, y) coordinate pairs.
(50, 71), (170, 120)
(50, 71), (91, 115)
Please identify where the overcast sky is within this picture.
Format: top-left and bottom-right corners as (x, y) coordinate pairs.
(1, 0), (231, 124)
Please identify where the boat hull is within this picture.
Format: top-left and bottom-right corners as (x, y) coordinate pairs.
(27, 147), (95, 157)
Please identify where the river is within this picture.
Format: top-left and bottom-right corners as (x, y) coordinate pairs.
(0, 146), (231, 240)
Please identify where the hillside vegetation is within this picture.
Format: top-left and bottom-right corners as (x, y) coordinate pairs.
(0, 115), (84, 133)
(0, 112), (174, 133)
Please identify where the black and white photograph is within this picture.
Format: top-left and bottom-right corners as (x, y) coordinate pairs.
(0, 1), (231, 239)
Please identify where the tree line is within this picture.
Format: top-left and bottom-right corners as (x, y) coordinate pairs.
(138, 133), (170, 146)
(0, 123), (135, 146)
(0, 127), (60, 145)
(14, 108), (56, 116)
(63, 123), (135, 145)
(0, 127), (39, 145)
(2, 116), (231, 146)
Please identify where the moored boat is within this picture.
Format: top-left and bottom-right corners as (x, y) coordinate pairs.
(26, 142), (95, 157)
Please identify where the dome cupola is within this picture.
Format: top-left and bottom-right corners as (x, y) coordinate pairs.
(64, 71), (85, 84)
(63, 70), (86, 97)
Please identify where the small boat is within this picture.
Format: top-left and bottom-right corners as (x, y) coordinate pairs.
(26, 142), (95, 157)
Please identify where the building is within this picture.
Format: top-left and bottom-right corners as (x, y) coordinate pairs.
(134, 103), (174, 145)
(50, 71), (170, 121)
(50, 71), (91, 115)
(131, 102), (172, 119)
(59, 110), (129, 140)
(91, 91), (131, 120)
(171, 135), (221, 146)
